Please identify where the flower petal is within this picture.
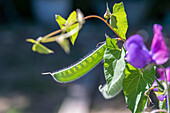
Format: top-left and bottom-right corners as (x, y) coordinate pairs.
(150, 24), (169, 65)
(158, 94), (167, 101)
(157, 68), (165, 79)
(125, 34), (144, 50)
(125, 35), (151, 68)
(166, 67), (170, 82)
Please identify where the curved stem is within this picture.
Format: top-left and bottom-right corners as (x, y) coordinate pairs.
(159, 65), (169, 113)
(84, 15), (125, 42)
(159, 65), (168, 85)
(154, 76), (164, 90)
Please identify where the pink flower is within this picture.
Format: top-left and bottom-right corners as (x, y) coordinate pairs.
(152, 67), (169, 108)
(152, 67), (170, 91)
(125, 24), (169, 69)
(150, 24), (169, 65)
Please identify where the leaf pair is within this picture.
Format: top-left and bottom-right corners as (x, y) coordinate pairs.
(56, 11), (79, 46)
(49, 10), (84, 53)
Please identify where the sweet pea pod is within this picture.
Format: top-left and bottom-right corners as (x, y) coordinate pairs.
(44, 43), (106, 83)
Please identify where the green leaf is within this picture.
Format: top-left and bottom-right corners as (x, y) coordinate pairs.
(55, 15), (66, 29)
(55, 11), (80, 53)
(55, 11), (79, 45)
(136, 95), (147, 112)
(110, 2), (128, 40)
(67, 11), (79, 45)
(123, 63), (156, 113)
(104, 3), (111, 20)
(105, 37), (120, 50)
(27, 39), (54, 54)
(67, 11), (78, 24)
(100, 38), (126, 99)
(32, 42), (54, 54)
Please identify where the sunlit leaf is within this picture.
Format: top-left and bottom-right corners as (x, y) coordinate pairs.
(123, 63), (156, 113)
(26, 39), (36, 43)
(55, 11), (79, 45)
(67, 11), (79, 45)
(32, 43), (54, 54)
(100, 38), (126, 99)
(55, 15), (66, 29)
(27, 39), (54, 54)
(110, 2), (128, 40)
(105, 37), (120, 50)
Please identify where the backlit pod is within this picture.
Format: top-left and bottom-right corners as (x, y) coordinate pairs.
(49, 43), (106, 83)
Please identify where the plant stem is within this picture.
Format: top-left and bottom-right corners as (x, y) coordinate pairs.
(41, 15), (125, 43)
(42, 29), (62, 41)
(41, 24), (81, 43)
(154, 76), (164, 90)
(83, 15), (125, 42)
(159, 65), (169, 113)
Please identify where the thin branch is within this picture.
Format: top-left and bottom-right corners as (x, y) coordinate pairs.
(42, 29), (62, 40)
(40, 15), (126, 43)
(41, 24), (82, 43)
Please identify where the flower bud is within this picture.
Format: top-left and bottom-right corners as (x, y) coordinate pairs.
(104, 3), (111, 20)
(104, 10), (111, 20)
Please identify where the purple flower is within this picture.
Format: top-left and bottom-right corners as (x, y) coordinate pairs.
(158, 94), (168, 109)
(125, 24), (169, 68)
(152, 78), (168, 108)
(152, 67), (169, 108)
(125, 34), (152, 68)
(150, 24), (169, 65)
(158, 94), (167, 101)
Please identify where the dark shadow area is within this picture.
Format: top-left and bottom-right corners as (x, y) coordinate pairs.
(0, 0), (170, 113)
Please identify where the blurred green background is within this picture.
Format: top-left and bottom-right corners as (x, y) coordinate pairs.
(0, 0), (170, 113)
